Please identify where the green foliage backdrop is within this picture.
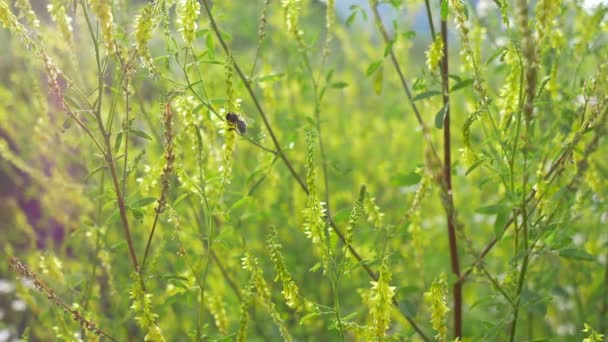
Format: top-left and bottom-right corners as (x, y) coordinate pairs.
(0, 0), (607, 341)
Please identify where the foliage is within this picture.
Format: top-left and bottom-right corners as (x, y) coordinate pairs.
(0, 0), (607, 341)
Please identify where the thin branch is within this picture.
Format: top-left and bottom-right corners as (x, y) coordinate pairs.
(439, 5), (462, 338)
(9, 257), (118, 341)
(368, 1), (440, 163)
(199, 1), (429, 339)
(80, 0), (141, 281)
(460, 102), (608, 283)
(200, 0), (307, 192)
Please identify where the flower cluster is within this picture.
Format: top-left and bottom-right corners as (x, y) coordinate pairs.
(133, 3), (161, 74)
(424, 273), (450, 341)
(176, 0), (200, 46)
(241, 252), (292, 341)
(47, 0), (73, 43)
(206, 295), (228, 336)
(368, 257), (396, 339)
(267, 227), (305, 311)
(302, 129), (330, 271)
(129, 273), (166, 342)
(450, 0), (490, 161)
(89, 0), (116, 52)
(345, 185), (366, 253)
(281, 0), (302, 39)
(425, 36), (444, 71)
(364, 194), (384, 229)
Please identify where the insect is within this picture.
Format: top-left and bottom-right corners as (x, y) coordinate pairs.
(225, 112), (247, 134)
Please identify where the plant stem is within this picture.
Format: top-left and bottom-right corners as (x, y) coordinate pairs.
(80, 0), (141, 281)
(459, 103), (608, 283)
(200, 0), (306, 192)
(368, 0), (440, 163)
(200, 2), (429, 339)
(601, 250), (608, 334)
(439, 12), (462, 339)
(424, 0), (436, 41)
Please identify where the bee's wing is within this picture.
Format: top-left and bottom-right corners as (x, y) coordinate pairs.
(236, 119), (247, 134)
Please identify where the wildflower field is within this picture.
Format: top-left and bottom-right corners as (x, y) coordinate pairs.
(1, 0), (607, 341)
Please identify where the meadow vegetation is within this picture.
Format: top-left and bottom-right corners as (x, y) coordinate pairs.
(0, 0), (607, 341)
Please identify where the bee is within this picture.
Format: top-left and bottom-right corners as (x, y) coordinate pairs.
(225, 112), (247, 134)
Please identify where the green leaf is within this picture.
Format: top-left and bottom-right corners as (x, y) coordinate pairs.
(332, 208), (351, 224)
(341, 312), (359, 321)
(106, 209), (120, 225)
(330, 82), (348, 89)
(486, 47), (508, 65)
(366, 60), (383, 76)
(384, 38), (396, 57)
(325, 69), (334, 82)
(451, 78), (474, 92)
(129, 207), (144, 221)
(197, 59), (223, 65)
(448, 74), (462, 82)
(165, 276), (189, 290)
(435, 104), (449, 129)
(195, 28), (209, 39)
(206, 34), (214, 58)
(536, 76), (552, 98)
(129, 129), (153, 141)
(558, 248), (596, 262)
(309, 262), (322, 272)
(173, 193), (191, 207)
(63, 95), (81, 111)
(258, 73), (284, 83)
(114, 132), (123, 152)
(441, 0), (449, 20)
(494, 211), (508, 240)
(402, 30), (416, 40)
(475, 204), (504, 214)
(230, 196), (252, 211)
(463, 3), (469, 19)
(220, 30), (232, 42)
(130, 197), (157, 207)
(84, 165), (107, 181)
(346, 11), (357, 26)
(469, 296), (495, 310)
(390, 171), (421, 187)
(373, 66), (384, 95)
(465, 158), (485, 175)
(413, 90), (441, 101)
(300, 312), (321, 325)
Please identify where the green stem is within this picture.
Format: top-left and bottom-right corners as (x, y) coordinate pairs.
(80, 0), (141, 281)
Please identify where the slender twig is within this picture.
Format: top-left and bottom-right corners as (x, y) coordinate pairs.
(439, 6), (462, 338)
(141, 96), (176, 274)
(80, 0), (141, 281)
(459, 102), (608, 283)
(177, 50), (278, 155)
(199, 0), (376, 280)
(200, 0), (307, 192)
(424, 0), (437, 41)
(9, 257), (118, 342)
(82, 172), (105, 313)
(118, 54), (133, 196)
(199, 2), (429, 339)
(64, 106), (107, 158)
(368, 1), (440, 163)
(184, 196), (270, 340)
(601, 250), (608, 334)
